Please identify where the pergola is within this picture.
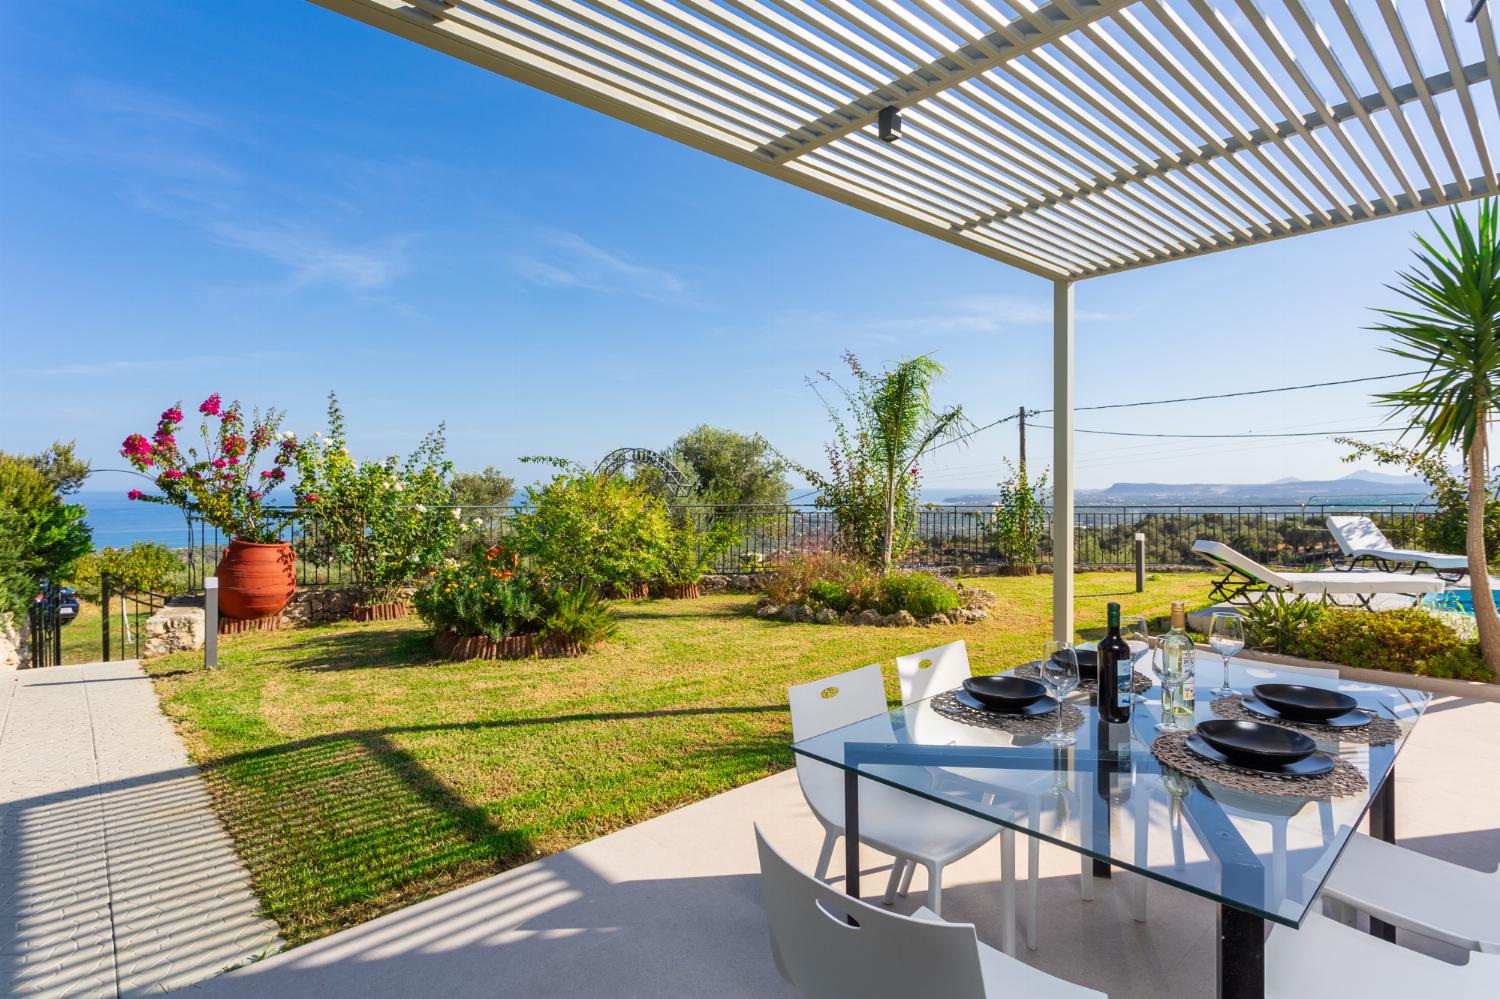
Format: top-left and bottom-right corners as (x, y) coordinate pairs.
(310, 0), (1500, 638)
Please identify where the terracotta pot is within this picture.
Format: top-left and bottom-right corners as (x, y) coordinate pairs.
(216, 539), (297, 619)
(998, 564), (1038, 577)
(657, 582), (701, 600)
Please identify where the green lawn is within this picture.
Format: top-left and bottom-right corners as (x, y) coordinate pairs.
(145, 571), (1217, 945)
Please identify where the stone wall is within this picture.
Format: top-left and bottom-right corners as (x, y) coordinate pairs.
(0, 615), (19, 670)
(139, 586), (413, 658)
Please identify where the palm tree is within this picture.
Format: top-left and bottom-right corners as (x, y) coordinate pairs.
(1373, 198), (1500, 678)
(866, 356), (968, 573)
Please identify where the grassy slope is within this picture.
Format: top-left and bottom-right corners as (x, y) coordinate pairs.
(144, 571), (1215, 944)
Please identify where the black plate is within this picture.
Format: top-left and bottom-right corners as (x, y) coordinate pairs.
(1196, 719), (1317, 767)
(1252, 683), (1359, 721)
(962, 675), (1048, 710)
(1186, 733), (1335, 777)
(954, 689), (1059, 716)
(1050, 647), (1098, 681)
(1241, 696), (1371, 730)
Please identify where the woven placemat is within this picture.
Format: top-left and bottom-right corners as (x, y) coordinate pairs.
(1150, 731), (1368, 797)
(1210, 695), (1400, 746)
(931, 688), (1086, 735)
(1015, 662), (1153, 697)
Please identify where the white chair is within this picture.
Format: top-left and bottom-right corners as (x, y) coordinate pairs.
(893, 640), (1054, 951)
(1320, 833), (1500, 954)
(788, 663), (998, 917)
(1192, 539), (1443, 608)
(754, 825), (1106, 999)
(1327, 515), (1468, 581)
(1267, 910), (1499, 998)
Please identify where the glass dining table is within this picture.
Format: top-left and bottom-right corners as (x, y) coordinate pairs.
(789, 656), (1430, 999)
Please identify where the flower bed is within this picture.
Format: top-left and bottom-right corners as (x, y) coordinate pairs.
(414, 544), (616, 660)
(755, 550), (995, 626)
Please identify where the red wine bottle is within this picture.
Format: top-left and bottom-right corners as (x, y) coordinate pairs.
(1096, 601), (1132, 723)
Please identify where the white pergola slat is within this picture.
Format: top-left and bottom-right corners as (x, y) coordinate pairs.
(310, 0), (1499, 644)
(316, 0), (1499, 280)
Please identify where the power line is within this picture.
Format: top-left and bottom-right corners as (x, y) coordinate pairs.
(929, 370), (1422, 453)
(1026, 424), (1403, 439)
(1039, 370), (1424, 415)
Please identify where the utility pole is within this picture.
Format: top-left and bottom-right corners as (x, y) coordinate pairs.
(1018, 406), (1027, 472)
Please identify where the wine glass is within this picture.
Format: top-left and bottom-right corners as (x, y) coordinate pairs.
(1152, 644), (1195, 732)
(1121, 613), (1151, 704)
(1209, 613), (1244, 698)
(1040, 640), (1080, 747)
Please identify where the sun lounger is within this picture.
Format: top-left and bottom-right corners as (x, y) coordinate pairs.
(1192, 539), (1444, 608)
(1326, 515), (1468, 582)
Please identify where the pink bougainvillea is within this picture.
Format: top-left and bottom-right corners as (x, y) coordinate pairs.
(119, 394), (301, 542)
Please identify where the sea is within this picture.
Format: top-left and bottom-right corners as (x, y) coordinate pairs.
(73, 490), (198, 550)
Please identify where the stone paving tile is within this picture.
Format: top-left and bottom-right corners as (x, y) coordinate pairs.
(0, 663), (280, 998)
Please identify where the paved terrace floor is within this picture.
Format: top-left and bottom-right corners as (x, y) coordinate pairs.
(188, 667), (1500, 999)
(0, 662), (279, 998)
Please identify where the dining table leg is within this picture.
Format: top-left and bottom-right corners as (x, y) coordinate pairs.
(1218, 905), (1265, 999)
(1367, 767), (1397, 942)
(844, 769), (860, 903)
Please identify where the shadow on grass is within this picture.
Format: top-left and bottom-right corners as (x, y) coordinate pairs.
(277, 627), (444, 673)
(201, 700), (788, 942)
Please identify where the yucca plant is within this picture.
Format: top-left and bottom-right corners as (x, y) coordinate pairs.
(1372, 198), (1500, 679)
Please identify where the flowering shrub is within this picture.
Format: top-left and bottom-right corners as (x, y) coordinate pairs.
(760, 550), (879, 609)
(413, 544), (617, 648)
(293, 393), (461, 604)
(120, 396), (300, 542)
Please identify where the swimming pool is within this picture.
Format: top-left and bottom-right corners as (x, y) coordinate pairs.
(1421, 589), (1500, 615)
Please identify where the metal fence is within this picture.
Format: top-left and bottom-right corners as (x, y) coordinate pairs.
(175, 502), (1435, 590)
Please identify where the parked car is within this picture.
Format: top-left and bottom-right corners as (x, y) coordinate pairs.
(34, 585), (81, 626)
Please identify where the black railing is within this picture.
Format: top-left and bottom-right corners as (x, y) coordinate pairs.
(176, 502), (1434, 587)
(99, 572), (174, 662)
(26, 584), (63, 668)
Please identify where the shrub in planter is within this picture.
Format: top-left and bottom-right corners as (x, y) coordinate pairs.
(876, 571), (960, 618)
(414, 544), (616, 658)
(120, 395), (303, 618)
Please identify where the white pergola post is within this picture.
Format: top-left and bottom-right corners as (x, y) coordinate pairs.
(1052, 280), (1074, 644)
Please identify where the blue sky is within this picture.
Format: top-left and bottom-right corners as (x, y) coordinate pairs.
(0, 0), (1461, 495)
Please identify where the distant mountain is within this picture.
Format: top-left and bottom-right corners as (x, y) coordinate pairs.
(927, 472), (1430, 508)
(1075, 474), (1428, 506)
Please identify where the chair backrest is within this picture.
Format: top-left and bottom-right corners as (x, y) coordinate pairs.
(1327, 516), (1391, 557)
(787, 664), (892, 828)
(1192, 539), (1292, 589)
(755, 825), (989, 999)
(896, 639), (971, 705)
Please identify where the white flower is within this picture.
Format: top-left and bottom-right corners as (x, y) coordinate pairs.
(313, 431), (322, 439)
(393, 481), (405, 492)
(452, 508), (462, 519)
(414, 504), (427, 513)
(471, 517), (483, 527)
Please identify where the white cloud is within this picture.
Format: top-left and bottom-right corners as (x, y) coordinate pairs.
(508, 229), (687, 302)
(72, 77), (223, 130)
(205, 221), (412, 292)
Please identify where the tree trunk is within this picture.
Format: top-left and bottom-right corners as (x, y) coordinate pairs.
(1466, 419), (1500, 680)
(881, 470), (896, 574)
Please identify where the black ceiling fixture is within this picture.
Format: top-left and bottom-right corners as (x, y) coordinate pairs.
(1469, 1), (1488, 23)
(877, 106), (902, 143)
